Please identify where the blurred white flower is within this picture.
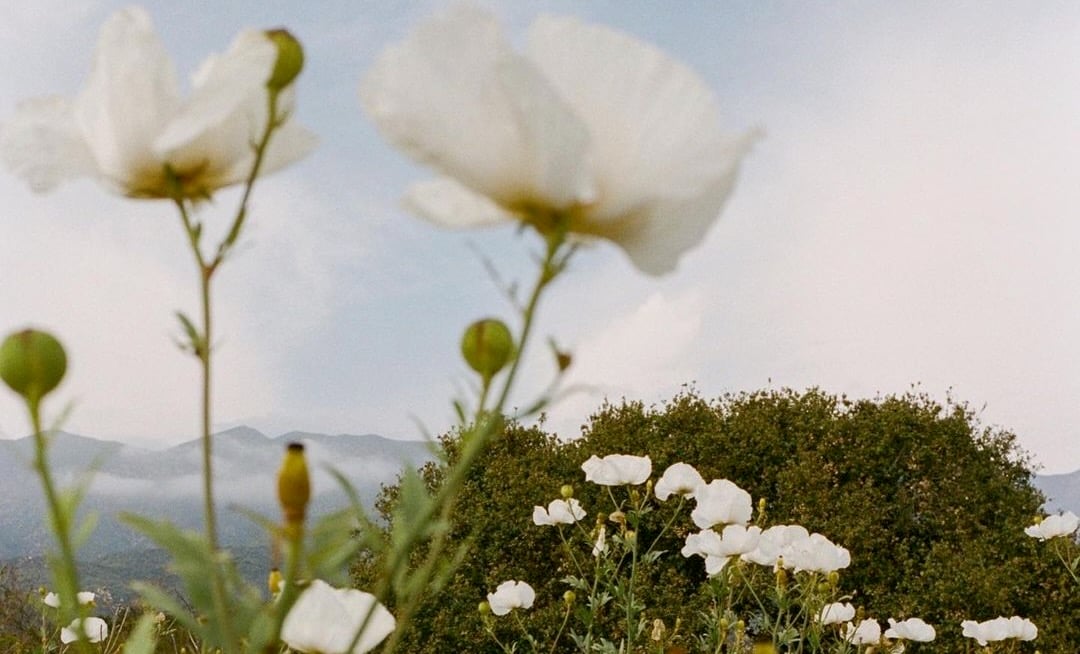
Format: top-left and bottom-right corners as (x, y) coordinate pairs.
(885, 617), (936, 642)
(43, 590), (95, 608)
(593, 525), (608, 558)
(532, 498), (586, 526)
(741, 524), (809, 567)
(0, 6), (315, 199)
(654, 462), (705, 501)
(843, 619), (881, 646)
(961, 616), (1037, 646)
(581, 454), (651, 486)
(1024, 511), (1080, 540)
(818, 602), (856, 626)
(281, 580), (395, 654)
(61, 617), (108, 644)
(690, 479), (752, 529)
(681, 524), (761, 576)
(783, 532), (851, 573)
(487, 580), (535, 616)
(360, 5), (758, 275)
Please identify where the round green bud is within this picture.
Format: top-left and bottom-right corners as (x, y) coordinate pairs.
(460, 318), (514, 380)
(562, 590), (575, 606)
(265, 29), (304, 91)
(478, 601), (491, 615)
(0, 329), (66, 405)
(560, 484), (574, 499)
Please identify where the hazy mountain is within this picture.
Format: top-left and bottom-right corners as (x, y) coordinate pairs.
(0, 427), (434, 600)
(1033, 468), (1080, 515)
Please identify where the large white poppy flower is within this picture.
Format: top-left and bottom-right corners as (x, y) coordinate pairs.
(532, 498), (586, 526)
(0, 6), (316, 199)
(1024, 511), (1079, 540)
(361, 5), (758, 275)
(885, 617), (936, 642)
(690, 479), (752, 529)
(281, 580), (395, 654)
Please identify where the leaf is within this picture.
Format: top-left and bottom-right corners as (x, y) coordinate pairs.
(121, 612), (159, 654)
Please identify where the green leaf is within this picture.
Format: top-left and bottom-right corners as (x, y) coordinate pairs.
(121, 612), (159, 654)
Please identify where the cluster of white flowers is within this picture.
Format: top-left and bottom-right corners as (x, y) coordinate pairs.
(817, 607), (936, 646)
(961, 616), (1038, 646)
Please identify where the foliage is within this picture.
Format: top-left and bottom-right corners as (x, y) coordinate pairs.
(356, 387), (1078, 652)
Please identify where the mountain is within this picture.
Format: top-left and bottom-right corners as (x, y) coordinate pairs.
(0, 427), (434, 601)
(1032, 468), (1080, 515)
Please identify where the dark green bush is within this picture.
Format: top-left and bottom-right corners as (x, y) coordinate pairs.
(355, 388), (1078, 652)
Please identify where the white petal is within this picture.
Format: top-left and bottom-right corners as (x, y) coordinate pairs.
(527, 16), (760, 274)
(0, 97), (98, 192)
(75, 6), (182, 194)
(361, 4), (592, 211)
(155, 29), (277, 186)
(404, 177), (517, 228)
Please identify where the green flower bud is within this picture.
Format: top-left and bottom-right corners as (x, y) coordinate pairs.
(277, 442), (311, 536)
(562, 590), (575, 606)
(560, 484), (574, 499)
(461, 318), (514, 380)
(478, 601), (491, 615)
(0, 329), (66, 406)
(265, 29), (304, 91)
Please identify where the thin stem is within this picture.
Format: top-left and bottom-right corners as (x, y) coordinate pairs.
(375, 227), (571, 654)
(28, 402), (91, 654)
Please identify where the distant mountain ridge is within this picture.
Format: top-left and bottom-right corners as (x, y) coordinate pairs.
(0, 427), (434, 588)
(1032, 468), (1080, 516)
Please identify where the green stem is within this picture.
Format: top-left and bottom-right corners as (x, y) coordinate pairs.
(374, 227), (571, 654)
(28, 401), (91, 654)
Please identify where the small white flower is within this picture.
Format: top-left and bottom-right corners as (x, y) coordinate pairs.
(0, 7), (316, 199)
(690, 479), (752, 529)
(818, 602), (856, 626)
(1024, 511), (1080, 540)
(784, 532), (851, 573)
(843, 619), (881, 646)
(532, 498), (586, 526)
(741, 524), (810, 567)
(581, 454), (651, 486)
(487, 580), (535, 616)
(281, 580), (395, 654)
(961, 616), (1037, 645)
(43, 590), (95, 608)
(654, 463), (705, 501)
(592, 525), (608, 558)
(682, 525), (761, 576)
(360, 5), (758, 275)
(61, 617), (108, 644)
(885, 617), (936, 642)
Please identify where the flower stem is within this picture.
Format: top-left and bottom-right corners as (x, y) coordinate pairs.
(27, 401), (91, 654)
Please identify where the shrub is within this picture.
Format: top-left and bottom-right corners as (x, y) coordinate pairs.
(355, 388), (1078, 652)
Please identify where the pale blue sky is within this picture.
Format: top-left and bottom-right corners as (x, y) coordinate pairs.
(1, 1), (1078, 473)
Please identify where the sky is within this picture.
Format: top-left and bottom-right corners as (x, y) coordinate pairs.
(1, 1), (1078, 473)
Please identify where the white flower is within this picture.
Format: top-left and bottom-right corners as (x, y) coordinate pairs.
(690, 479), (752, 529)
(1024, 511), (1080, 540)
(360, 5), (758, 275)
(532, 498), (586, 526)
(885, 617), (936, 642)
(43, 590), (95, 608)
(61, 617), (108, 644)
(581, 454), (651, 486)
(843, 619), (881, 646)
(741, 524), (809, 567)
(487, 580), (535, 616)
(682, 525), (761, 575)
(0, 7), (316, 199)
(593, 525), (608, 558)
(281, 580), (395, 654)
(654, 463), (705, 501)
(783, 532), (851, 573)
(818, 602), (856, 626)
(961, 616), (1037, 646)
